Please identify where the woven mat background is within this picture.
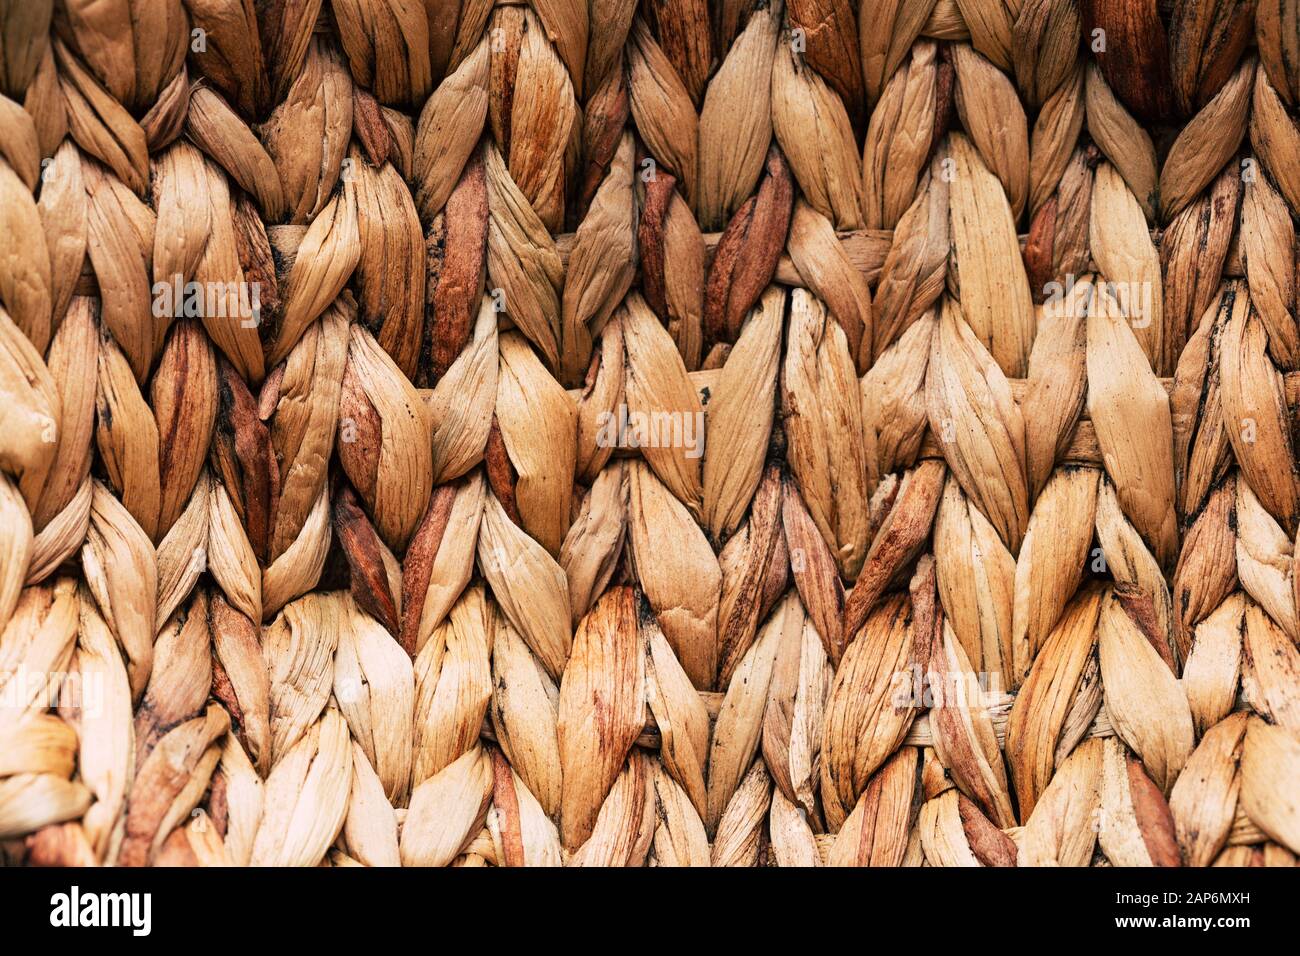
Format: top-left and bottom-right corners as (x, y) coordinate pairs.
(0, 0), (1298, 866)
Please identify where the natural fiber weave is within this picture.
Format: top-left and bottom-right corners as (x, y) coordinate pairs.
(0, 0), (1298, 867)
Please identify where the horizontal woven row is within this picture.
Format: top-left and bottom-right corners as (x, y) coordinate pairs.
(0, 0), (1299, 867)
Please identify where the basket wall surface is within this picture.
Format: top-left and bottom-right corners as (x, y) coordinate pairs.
(0, 0), (1298, 867)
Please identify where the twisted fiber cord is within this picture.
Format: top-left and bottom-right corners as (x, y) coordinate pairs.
(0, 0), (1297, 867)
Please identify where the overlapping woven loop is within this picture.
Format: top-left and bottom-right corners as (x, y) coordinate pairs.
(1, 0), (1298, 867)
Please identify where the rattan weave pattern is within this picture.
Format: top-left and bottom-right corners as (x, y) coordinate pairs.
(0, 0), (1298, 867)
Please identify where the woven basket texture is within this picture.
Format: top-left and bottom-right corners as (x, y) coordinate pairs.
(0, 0), (1299, 867)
